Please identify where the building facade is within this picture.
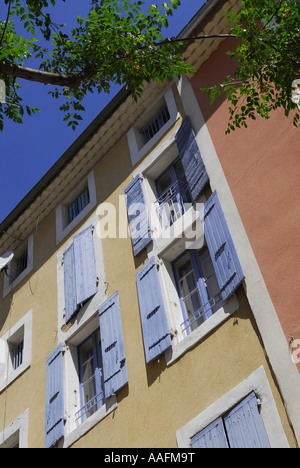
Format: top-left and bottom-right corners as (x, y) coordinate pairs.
(0, 0), (299, 448)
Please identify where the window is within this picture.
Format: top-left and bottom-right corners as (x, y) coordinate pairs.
(9, 250), (28, 282)
(0, 310), (32, 392)
(68, 186), (90, 224)
(55, 170), (97, 244)
(3, 234), (34, 297)
(46, 292), (128, 448)
(141, 104), (170, 144)
(176, 367), (289, 449)
(127, 87), (179, 166)
(76, 330), (104, 423)
(173, 248), (222, 334)
(155, 158), (192, 229)
(191, 392), (270, 448)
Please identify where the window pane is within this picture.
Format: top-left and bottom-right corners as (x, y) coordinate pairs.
(176, 256), (204, 331)
(68, 187), (90, 223)
(77, 330), (104, 423)
(80, 337), (95, 385)
(198, 248), (222, 312)
(82, 376), (97, 419)
(157, 171), (173, 195)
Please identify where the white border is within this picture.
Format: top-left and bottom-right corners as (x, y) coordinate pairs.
(56, 170), (97, 245)
(176, 366), (289, 448)
(0, 309), (32, 391)
(0, 409), (29, 448)
(3, 233), (34, 298)
(127, 87), (180, 166)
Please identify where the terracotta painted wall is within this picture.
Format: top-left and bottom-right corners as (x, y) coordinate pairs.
(191, 38), (300, 370)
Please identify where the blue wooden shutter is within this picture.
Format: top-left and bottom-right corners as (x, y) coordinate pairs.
(176, 116), (209, 202)
(191, 417), (229, 448)
(63, 244), (78, 323)
(136, 256), (171, 363)
(125, 175), (152, 256)
(73, 225), (98, 306)
(202, 191), (245, 301)
(224, 392), (270, 448)
(99, 292), (128, 398)
(45, 344), (64, 448)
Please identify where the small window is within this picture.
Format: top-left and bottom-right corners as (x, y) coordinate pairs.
(0, 310), (32, 392)
(173, 248), (223, 334)
(7, 325), (25, 373)
(76, 330), (104, 423)
(141, 104), (170, 144)
(127, 87), (179, 166)
(55, 170), (97, 244)
(191, 392), (270, 448)
(67, 187), (90, 224)
(9, 250), (28, 282)
(3, 234), (34, 297)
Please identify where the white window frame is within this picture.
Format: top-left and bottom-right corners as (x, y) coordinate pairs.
(56, 170), (97, 244)
(176, 366), (290, 448)
(127, 86), (179, 166)
(3, 233), (34, 298)
(60, 314), (117, 448)
(0, 409), (29, 448)
(0, 310), (32, 391)
(56, 214), (106, 344)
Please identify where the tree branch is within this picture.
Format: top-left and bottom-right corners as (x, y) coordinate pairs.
(0, 61), (86, 87)
(0, 34), (237, 87)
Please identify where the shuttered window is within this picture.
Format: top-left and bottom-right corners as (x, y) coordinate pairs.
(63, 226), (98, 323)
(174, 248), (223, 335)
(45, 293), (128, 438)
(76, 330), (104, 423)
(45, 344), (64, 448)
(125, 175), (152, 256)
(136, 257), (171, 363)
(155, 158), (192, 230)
(202, 191), (245, 301)
(176, 116), (209, 202)
(191, 417), (229, 448)
(99, 292), (128, 398)
(191, 392), (270, 448)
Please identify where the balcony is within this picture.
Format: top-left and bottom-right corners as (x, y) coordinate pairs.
(155, 178), (192, 230)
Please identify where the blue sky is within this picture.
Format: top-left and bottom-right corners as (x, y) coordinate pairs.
(0, 0), (204, 223)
